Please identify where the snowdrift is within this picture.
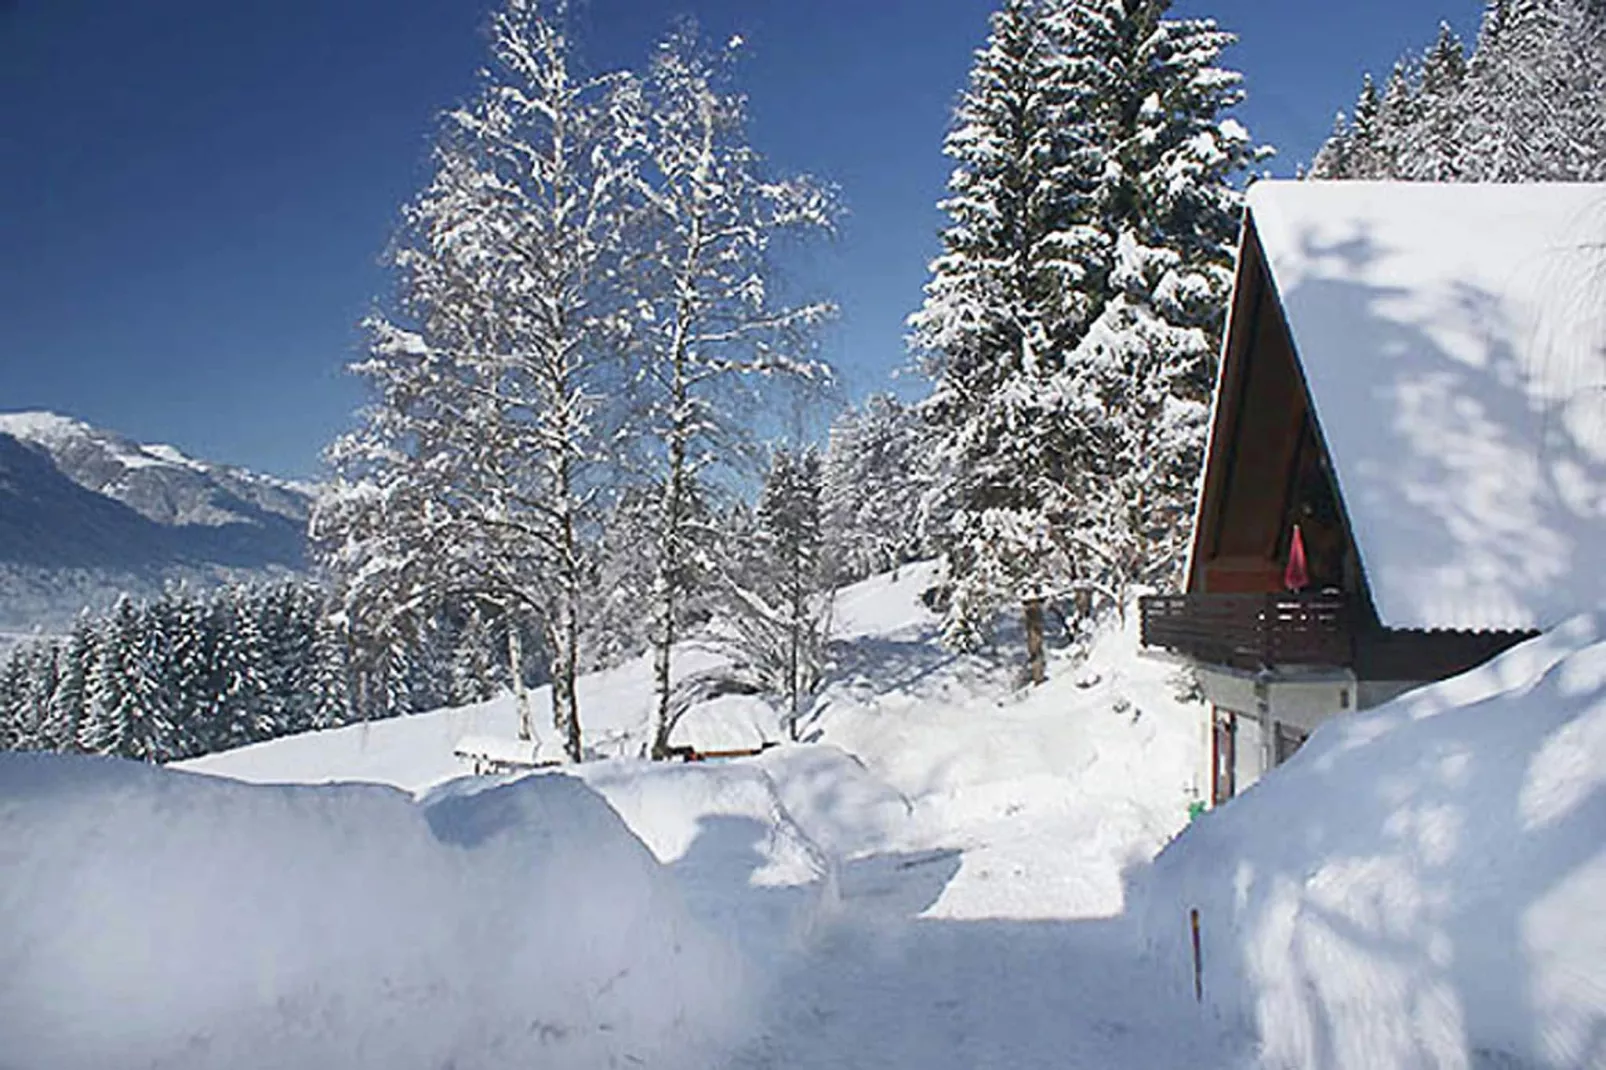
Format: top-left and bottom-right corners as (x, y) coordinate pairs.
(1138, 615), (1606, 1070)
(577, 757), (839, 966)
(0, 753), (746, 1070)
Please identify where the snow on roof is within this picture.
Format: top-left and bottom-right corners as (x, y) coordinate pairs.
(1246, 181), (1606, 632)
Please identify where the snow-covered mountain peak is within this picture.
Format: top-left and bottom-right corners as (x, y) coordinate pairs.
(0, 410), (315, 634)
(0, 410), (99, 446)
(0, 409), (312, 527)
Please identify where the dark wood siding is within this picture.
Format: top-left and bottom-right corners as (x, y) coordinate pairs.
(1194, 222), (1349, 598)
(1355, 627), (1535, 681)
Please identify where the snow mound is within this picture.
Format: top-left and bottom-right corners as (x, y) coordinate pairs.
(754, 744), (915, 861)
(0, 754), (745, 1070)
(578, 758), (837, 964)
(1137, 615), (1606, 1070)
(579, 759), (826, 880)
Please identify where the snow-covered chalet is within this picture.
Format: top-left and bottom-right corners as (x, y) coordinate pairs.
(1140, 180), (1606, 804)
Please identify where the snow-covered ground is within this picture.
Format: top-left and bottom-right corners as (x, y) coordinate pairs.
(6, 562), (1605, 1068)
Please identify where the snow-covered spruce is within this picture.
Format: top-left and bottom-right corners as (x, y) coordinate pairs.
(1310, 0), (1606, 182)
(821, 393), (937, 586)
(912, 0), (1264, 664)
(718, 445), (833, 741)
(0, 582), (449, 764)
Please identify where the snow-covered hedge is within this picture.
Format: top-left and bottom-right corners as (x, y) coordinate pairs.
(0, 755), (747, 1070)
(1136, 616), (1606, 1069)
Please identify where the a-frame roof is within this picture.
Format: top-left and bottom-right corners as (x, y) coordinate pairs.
(1219, 180), (1606, 632)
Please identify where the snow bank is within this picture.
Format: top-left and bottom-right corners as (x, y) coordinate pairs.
(1137, 616), (1606, 1069)
(577, 758), (837, 966)
(754, 744), (915, 860)
(0, 754), (745, 1070)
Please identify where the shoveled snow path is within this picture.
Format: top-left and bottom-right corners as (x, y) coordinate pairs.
(715, 574), (1244, 1069)
(172, 563), (1244, 1067)
(722, 802), (1239, 1069)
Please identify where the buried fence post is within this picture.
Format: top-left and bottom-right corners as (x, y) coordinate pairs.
(1190, 907), (1203, 1003)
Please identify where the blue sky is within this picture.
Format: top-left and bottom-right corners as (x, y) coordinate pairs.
(0, 0), (1479, 478)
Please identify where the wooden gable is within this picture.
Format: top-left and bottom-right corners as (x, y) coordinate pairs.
(1187, 218), (1361, 606)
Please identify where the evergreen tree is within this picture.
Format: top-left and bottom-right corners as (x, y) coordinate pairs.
(821, 394), (935, 583)
(44, 619), (93, 752)
(80, 604), (129, 755)
(911, 0), (1103, 654)
(579, 484), (662, 673)
(1310, 75), (1380, 178)
(19, 643), (60, 750)
(1310, 0), (1605, 182)
(308, 614), (355, 730)
(163, 590), (214, 758)
(756, 446), (829, 738)
(450, 606), (499, 705)
(1053, 0), (1260, 620)
(86, 594), (173, 762)
(213, 590), (271, 749)
(1399, 24), (1469, 180)
(0, 646), (28, 750)
(1, 581), (376, 761)
(915, 0), (1260, 671)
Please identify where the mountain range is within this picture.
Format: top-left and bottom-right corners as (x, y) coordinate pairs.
(0, 411), (315, 638)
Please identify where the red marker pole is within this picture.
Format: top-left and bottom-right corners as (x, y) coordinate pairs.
(1190, 908), (1203, 1003)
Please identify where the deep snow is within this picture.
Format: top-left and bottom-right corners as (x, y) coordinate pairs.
(0, 755), (745, 1070)
(1139, 614), (1606, 1070)
(7, 562), (1605, 1068)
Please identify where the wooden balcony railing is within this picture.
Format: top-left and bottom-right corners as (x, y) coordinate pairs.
(1139, 592), (1354, 671)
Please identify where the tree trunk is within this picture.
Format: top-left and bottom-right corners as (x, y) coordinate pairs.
(1023, 596), (1046, 686)
(787, 552), (802, 741)
(547, 599), (581, 762)
(551, 459), (584, 763)
(787, 617), (800, 742)
(508, 625), (534, 742)
(649, 437), (686, 761)
(650, 328), (692, 760)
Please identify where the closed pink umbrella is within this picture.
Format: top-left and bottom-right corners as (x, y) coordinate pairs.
(1284, 524), (1310, 592)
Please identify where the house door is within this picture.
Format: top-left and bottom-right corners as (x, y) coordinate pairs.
(1211, 707), (1237, 805)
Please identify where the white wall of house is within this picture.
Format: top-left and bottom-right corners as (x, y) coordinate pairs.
(1195, 665), (1370, 800)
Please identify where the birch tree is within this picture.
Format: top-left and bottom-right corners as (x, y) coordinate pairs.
(315, 0), (632, 760)
(626, 25), (837, 758)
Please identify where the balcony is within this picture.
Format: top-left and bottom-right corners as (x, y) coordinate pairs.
(1138, 592), (1354, 672)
